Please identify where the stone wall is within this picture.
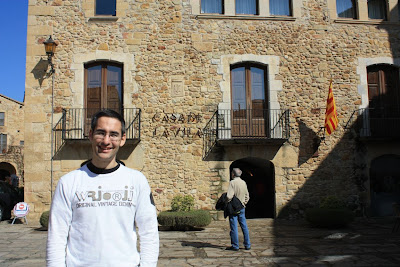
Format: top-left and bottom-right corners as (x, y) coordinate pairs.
(0, 95), (24, 182)
(24, 0), (400, 222)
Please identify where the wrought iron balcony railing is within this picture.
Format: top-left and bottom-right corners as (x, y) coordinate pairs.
(345, 107), (400, 138)
(53, 108), (141, 156)
(203, 109), (290, 159)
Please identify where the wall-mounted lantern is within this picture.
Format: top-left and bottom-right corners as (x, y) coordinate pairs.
(43, 35), (57, 73)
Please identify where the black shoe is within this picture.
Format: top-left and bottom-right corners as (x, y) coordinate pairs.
(226, 246), (239, 251)
(245, 247), (251, 250)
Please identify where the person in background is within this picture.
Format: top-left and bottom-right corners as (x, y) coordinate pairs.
(46, 109), (159, 267)
(10, 174), (19, 188)
(4, 175), (11, 185)
(226, 167), (251, 251)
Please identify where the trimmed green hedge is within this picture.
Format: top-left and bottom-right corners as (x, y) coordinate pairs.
(40, 210), (50, 229)
(305, 207), (354, 228)
(158, 210), (211, 230)
(171, 195), (194, 212)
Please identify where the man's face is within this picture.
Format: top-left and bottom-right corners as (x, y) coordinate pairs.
(89, 116), (126, 167)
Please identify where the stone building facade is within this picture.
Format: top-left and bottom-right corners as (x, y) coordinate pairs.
(24, 0), (400, 222)
(0, 94), (24, 185)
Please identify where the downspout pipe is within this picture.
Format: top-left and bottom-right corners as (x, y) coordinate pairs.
(50, 62), (55, 200)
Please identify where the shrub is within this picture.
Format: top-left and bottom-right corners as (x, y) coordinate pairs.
(319, 195), (345, 209)
(171, 195), (194, 212)
(158, 210), (211, 230)
(305, 207), (355, 228)
(305, 195), (354, 228)
(40, 210), (50, 229)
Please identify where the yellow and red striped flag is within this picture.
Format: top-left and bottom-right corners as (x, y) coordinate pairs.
(325, 80), (339, 135)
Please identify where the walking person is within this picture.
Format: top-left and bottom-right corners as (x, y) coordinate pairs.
(226, 168), (251, 251)
(46, 109), (159, 267)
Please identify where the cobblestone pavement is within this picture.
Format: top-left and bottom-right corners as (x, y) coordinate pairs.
(0, 217), (399, 266)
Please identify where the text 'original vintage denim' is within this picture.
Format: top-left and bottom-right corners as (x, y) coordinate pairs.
(229, 208), (251, 249)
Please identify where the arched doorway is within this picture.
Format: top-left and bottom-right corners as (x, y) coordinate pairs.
(0, 162), (16, 181)
(370, 155), (400, 216)
(230, 157), (274, 219)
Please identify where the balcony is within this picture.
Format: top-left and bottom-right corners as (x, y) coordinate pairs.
(345, 107), (400, 139)
(0, 144), (23, 156)
(203, 109), (290, 159)
(53, 108), (141, 157)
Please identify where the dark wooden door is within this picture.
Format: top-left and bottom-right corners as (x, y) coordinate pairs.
(367, 65), (400, 137)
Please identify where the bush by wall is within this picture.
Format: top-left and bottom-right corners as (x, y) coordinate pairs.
(305, 195), (355, 228)
(40, 210), (50, 229)
(319, 195), (346, 209)
(171, 195), (194, 212)
(158, 210), (211, 230)
(305, 207), (355, 228)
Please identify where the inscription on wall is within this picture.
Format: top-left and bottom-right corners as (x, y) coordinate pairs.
(152, 112), (203, 138)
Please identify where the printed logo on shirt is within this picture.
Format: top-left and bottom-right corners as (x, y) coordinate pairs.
(75, 186), (135, 209)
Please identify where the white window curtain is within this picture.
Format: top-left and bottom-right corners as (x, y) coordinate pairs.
(269, 0), (291, 16)
(201, 0), (223, 14)
(236, 0), (257, 15)
(336, 0), (356, 18)
(368, 0), (386, 20)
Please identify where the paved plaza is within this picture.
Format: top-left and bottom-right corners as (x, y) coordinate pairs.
(0, 217), (399, 266)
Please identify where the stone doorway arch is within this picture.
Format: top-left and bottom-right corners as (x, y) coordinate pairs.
(370, 154), (400, 217)
(230, 157), (275, 219)
(0, 162), (16, 181)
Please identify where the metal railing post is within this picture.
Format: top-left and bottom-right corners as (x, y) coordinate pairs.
(138, 109), (141, 140)
(62, 109), (66, 140)
(216, 110), (219, 141)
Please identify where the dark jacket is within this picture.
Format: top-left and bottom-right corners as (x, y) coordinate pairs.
(215, 193), (244, 218)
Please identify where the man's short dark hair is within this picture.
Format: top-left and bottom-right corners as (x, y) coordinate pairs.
(91, 109), (126, 134)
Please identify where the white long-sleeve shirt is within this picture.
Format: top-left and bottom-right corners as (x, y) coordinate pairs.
(46, 164), (159, 267)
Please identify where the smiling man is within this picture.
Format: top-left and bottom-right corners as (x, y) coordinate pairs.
(46, 109), (159, 267)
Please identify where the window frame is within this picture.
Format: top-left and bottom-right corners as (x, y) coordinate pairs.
(0, 112), (4, 126)
(230, 62), (269, 112)
(0, 134), (7, 154)
(336, 0), (358, 19)
(95, 0), (117, 16)
(84, 61), (124, 111)
(269, 0), (292, 16)
(192, 0), (299, 19)
(200, 0), (224, 14)
(367, 64), (400, 109)
(329, 0), (400, 23)
(367, 0), (387, 20)
(230, 62), (269, 137)
(235, 0), (259, 15)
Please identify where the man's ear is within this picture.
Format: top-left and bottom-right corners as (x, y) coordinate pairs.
(119, 133), (126, 147)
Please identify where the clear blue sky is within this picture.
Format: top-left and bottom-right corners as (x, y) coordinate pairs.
(0, 0), (28, 103)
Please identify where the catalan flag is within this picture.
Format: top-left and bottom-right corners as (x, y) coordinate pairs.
(325, 80), (339, 135)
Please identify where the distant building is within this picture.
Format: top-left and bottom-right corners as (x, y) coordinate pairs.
(24, 0), (400, 222)
(0, 94), (24, 186)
